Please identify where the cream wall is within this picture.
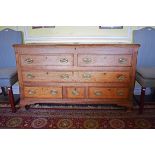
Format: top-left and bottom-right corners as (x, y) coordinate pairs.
(0, 26), (142, 43)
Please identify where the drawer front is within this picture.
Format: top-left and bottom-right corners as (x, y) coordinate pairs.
(78, 54), (132, 67)
(21, 54), (73, 66)
(77, 71), (130, 83)
(66, 87), (85, 99)
(22, 71), (74, 82)
(88, 87), (129, 99)
(24, 86), (62, 98)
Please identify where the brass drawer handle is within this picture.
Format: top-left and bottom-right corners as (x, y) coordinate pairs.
(117, 91), (124, 96)
(50, 90), (58, 95)
(28, 90), (36, 95)
(117, 75), (125, 81)
(25, 58), (33, 64)
(72, 89), (79, 96)
(60, 58), (69, 63)
(119, 58), (127, 64)
(82, 73), (92, 79)
(82, 58), (92, 64)
(27, 73), (35, 79)
(94, 91), (103, 96)
(60, 74), (69, 80)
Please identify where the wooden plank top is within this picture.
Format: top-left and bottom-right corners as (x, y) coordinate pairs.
(13, 43), (140, 48)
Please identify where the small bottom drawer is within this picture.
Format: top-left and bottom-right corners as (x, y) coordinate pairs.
(24, 86), (62, 98)
(66, 87), (85, 99)
(88, 87), (129, 99)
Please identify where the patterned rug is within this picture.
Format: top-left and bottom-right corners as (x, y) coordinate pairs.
(0, 106), (155, 129)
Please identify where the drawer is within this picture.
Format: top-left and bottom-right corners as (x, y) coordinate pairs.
(24, 86), (62, 98)
(77, 71), (130, 83)
(22, 71), (74, 82)
(20, 54), (73, 66)
(66, 87), (85, 99)
(88, 87), (129, 99)
(78, 54), (132, 67)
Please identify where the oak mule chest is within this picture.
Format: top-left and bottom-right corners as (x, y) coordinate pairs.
(13, 44), (140, 109)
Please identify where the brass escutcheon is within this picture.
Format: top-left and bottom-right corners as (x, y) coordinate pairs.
(60, 74), (69, 80)
(82, 57), (92, 64)
(50, 90), (58, 95)
(119, 58), (127, 64)
(94, 91), (103, 96)
(25, 58), (33, 64)
(72, 89), (79, 96)
(60, 58), (68, 63)
(117, 75), (125, 81)
(82, 73), (91, 79)
(27, 73), (35, 79)
(28, 90), (36, 95)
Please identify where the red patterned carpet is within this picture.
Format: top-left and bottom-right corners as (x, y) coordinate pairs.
(0, 105), (155, 129)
